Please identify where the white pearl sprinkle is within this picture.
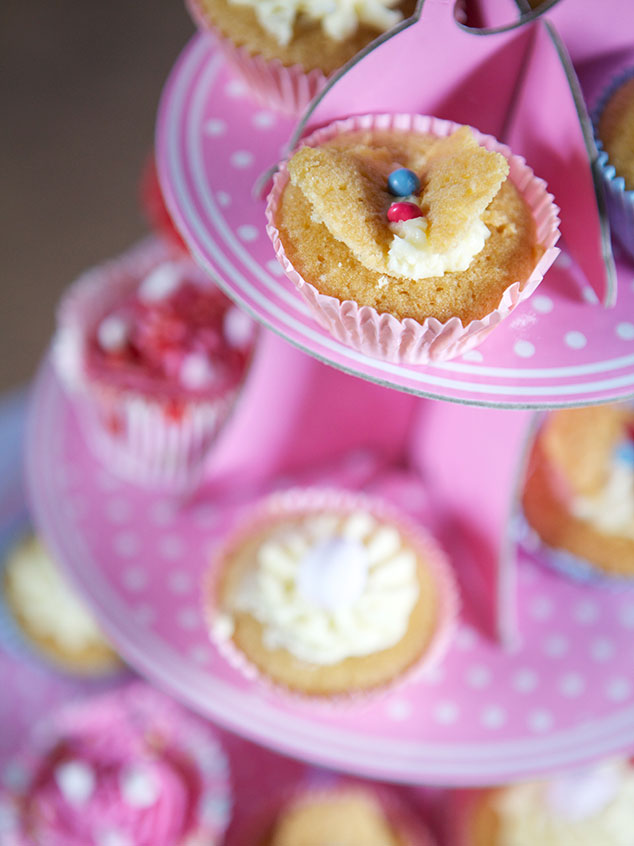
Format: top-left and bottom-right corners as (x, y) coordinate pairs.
(224, 307), (254, 349)
(97, 315), (129, 352)
(138, 262), (182, 303)
(180, 353), (216, 390)
(55, 761), (95, 805)
(120, 766), (159, 809)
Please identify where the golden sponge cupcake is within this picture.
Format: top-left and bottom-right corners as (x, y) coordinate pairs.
(206, 488), (458, 699)
(188, 0), (415, 114)
(453, 759), (634, 846)
(522, 404), (634, 582)
(594, 69), (634, 262)
(264, 784), (437, 846)
(266, 115), (560, 363)
(2, 534), (121, 677)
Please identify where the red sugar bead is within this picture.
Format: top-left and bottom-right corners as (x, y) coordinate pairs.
(387, 201), (423, 223)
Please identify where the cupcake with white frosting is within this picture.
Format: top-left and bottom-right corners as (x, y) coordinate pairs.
(187, 0), (415, 114)
(452, 759), (634, 846)
(53, 239), (256, 490)
(0, 683), (231, 846)
(2, 534), (121, 677)
(205, 487), (458, 699)
(522, 404), (634, 582)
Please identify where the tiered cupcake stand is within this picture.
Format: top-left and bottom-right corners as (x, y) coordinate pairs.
(21, 0), (634, 804)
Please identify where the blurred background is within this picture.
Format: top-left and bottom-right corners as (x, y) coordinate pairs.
(2, 1), (194, 392)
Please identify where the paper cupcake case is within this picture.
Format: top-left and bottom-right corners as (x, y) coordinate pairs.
(230, 777), (438, 846)
(0, 683), (232, 846)
(516, 514), (634, 589)
(52, 237), (245, 492)
(204, 487), (460, 707)
(593, 67), (634, 263)
(443, 790), (479, 846)
(265, 113), (561, 365)
(186, 0), (327, 115)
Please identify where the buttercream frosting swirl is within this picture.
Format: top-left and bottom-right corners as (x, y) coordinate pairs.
(228, 0), (403, 47)
(387, 214), (491, 280)
(571, 450), (634, 539)
(492, 761), (634, 846)
(226, 510), (420, 664)
(5, 537), (112, 653)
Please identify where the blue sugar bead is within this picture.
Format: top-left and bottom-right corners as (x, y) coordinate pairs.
(388, 168), (420, 197)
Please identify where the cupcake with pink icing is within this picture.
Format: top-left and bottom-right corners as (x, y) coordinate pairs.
(53, 238), (256, 490)
(0, 683), (231, 846)
(451, 759), (634, 846)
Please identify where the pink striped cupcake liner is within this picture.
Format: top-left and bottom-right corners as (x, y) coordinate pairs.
(266, 113), (561, 364)
(186, 0), (327, 115)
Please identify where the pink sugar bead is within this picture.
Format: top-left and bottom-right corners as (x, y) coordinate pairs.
(387, 202), (423, 223)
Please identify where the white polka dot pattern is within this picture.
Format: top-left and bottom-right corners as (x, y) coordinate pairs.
(29, 316), (634, 784)
(155, 38), (634, 407)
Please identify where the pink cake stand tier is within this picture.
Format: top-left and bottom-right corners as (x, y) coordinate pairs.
(27, 362), (634, 786)
(156, 35), (634, 409)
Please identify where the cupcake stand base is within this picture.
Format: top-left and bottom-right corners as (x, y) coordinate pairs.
(0, 394), (432, 846)
(24, 359), (634, 786)
(18, 0), (634, 797)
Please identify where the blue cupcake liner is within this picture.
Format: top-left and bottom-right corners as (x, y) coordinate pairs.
(515, 511), (634, 589)
(592, 67), (634, 263)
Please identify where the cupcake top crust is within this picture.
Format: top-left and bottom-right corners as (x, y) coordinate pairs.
(598, 76), (634, 191)
(211, 494), (451, 697)
(268, 789), (405, 846)
(470, 760), (634, 846)
(276, 126), (540, 325)
(194, 0), (416, 74)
